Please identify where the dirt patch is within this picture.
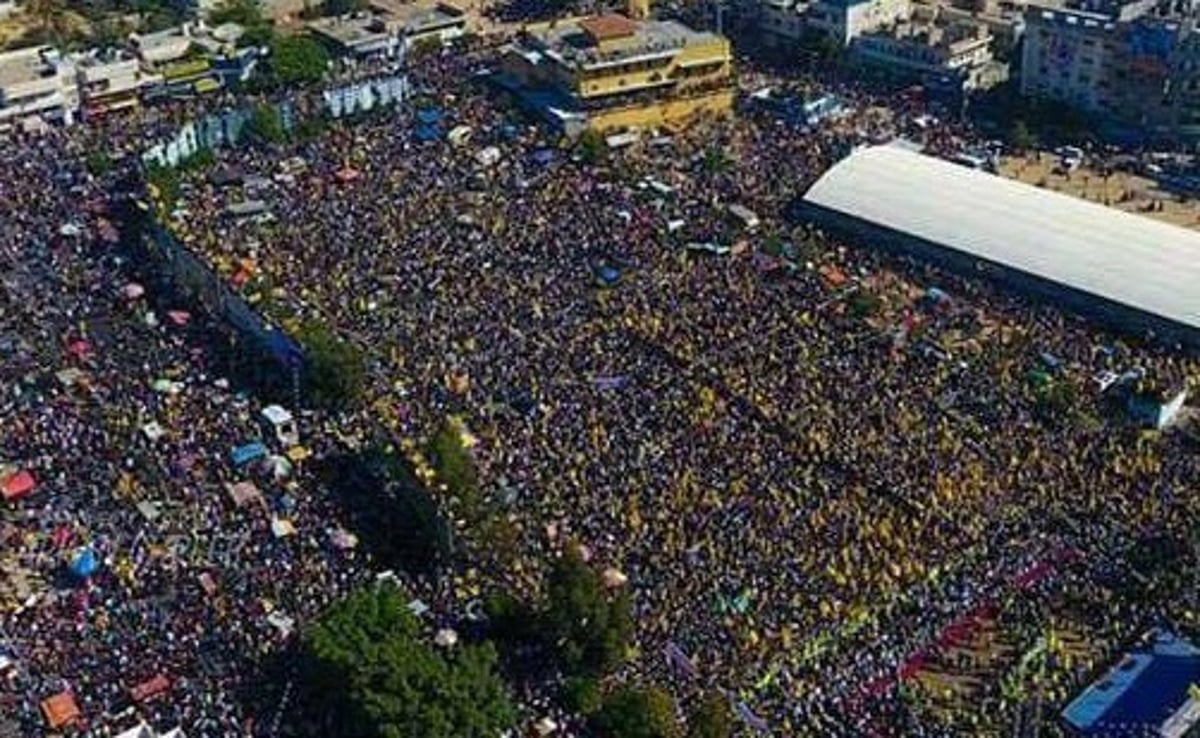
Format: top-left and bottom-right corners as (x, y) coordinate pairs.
(999, 153), (1200, 230)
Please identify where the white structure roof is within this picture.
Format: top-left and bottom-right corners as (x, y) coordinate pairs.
(802, 145), (1200, 332)
(261, 404), (293, 425)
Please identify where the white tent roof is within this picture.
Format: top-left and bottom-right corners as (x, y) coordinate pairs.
(115, 725), (154, 738)
(802, 145), (1200, 332)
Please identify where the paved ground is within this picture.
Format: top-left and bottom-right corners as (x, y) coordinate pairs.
(1000, 153), (1200, 231)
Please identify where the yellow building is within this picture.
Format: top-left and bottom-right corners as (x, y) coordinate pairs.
(500, 9), (733, 133)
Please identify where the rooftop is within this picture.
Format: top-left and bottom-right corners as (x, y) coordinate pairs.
(0, 46), (64, 89)
(130, 22), (240, 64)
(309, 2), (465, 43)
(522, 15), (722, 69)
(801, 145), (1200, 334)
(1063, 630), (1200, 735)
(370, 0), (465, 21)
(578, 13), (640, 41)
(307, 13), (393, 46)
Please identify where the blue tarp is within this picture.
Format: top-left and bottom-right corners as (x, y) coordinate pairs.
(266, 330), (305, 369)
(416, 125), (440, 142)
(593, 265), (622, 288)
(71, 547), (100, 578)
(1064, 630), (1200, 734)
(416, 107), (442, 124)
(231, 442), (268, 465)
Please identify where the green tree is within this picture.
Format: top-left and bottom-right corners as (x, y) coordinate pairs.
(576, 129), (605, 164)
(544, 545), (634, 676)
(317, 448), (453, 574)
(1034, 378), (1079, 426)
(848, 290), (882, 319)
(145, 163), (182, 213)
(294, 113), (329, 142)
(89, 16), (128, 49)
(238, 22), (276, 48)
(269, 33), (330, 86)
(594, 685), (683, 738)
(428, 417), (482, 514)
(484, 589), (537, 642)
(688, 692), (733, 738)
(761, 234), (785, 258)
(247, 102), (288, 144)
(1007, 118), (1037, 153)
(86, 148), (113, 176)
(25, 0), (67, 43)
(564, 676), (604, 716)
(303, 584), (517, 738)
(209, 0), (266, 27)
(701, 147), (728, 173)
(297, 320), (365, 408)
(408, 35), (443, 59)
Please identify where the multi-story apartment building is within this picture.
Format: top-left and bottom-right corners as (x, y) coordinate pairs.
(73, 50), (162, 119)
(306, 1), (468, 60)
(757, 0), (910, 45)
(805, 0), (912, 44)
(1019, 0), (1200, 140)
(500, 4), (734, 133)
(0, 46), (78, 131)
(854, 12), (1004, 89)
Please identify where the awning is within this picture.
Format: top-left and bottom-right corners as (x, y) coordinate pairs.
(231, 442), (268, 465)
(2, 470), (36, 501)
(130, 673), (170, 702)
(194, 77), (221, 94)
(41, 691), (81, 729)
(225, 481), (263, 508)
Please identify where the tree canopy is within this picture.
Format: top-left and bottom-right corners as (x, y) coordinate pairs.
(247, 103), (288, 144)
(428, 418), (480, 507)
(544, 545), (634, 676)
(303, 584), (516, 738)
(296, 320), (365, 408)
(269, 33), (330, 86)
(687, 692), (734, 738)
(594, 685), (683, 738)
(208, 0), (266, 27)
(1007, 118), (1038, 153)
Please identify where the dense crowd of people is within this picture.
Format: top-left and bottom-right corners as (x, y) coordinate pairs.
(0, 37), (1197, 738)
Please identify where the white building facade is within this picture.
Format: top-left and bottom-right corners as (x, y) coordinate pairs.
(0, 46), (78, 131)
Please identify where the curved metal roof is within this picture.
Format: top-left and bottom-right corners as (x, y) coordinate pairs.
(802, 145), (1200, 332)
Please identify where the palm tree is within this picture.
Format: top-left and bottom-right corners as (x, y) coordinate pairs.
(23, 0), (70, 47)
